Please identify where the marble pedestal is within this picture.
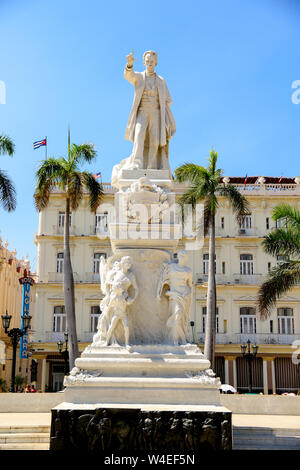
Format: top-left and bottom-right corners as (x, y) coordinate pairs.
(50, 169), (232, 450)
(51, 343), (232, 450)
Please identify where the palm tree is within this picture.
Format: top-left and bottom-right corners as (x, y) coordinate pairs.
(34, 137), (103, 370)
(175, 150), (249, 369)
(0, 134), (16, 211)
(258, 204), (300, 318)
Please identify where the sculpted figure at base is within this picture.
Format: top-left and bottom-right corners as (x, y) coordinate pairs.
(157, 250), (192, 345)
(93, 256), (138, 347)
(112, 50), (176, 185)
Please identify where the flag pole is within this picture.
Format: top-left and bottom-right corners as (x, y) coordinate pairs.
(45, 136), (47, 159)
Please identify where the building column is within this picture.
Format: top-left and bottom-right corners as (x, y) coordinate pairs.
(224, 358), (229, 384)
(263, 357), (275, 395)
(271, 359), (276, 394)
(232, 358), (237, 389)
(224, 356), (236, 386)
(41, 358), (47, 392)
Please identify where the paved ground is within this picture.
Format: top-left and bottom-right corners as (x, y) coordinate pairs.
(232, 414), (300, 429)
(0, 413), (51, 427)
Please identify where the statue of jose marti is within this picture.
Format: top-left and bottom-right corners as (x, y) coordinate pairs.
(112, 50), (176, 184)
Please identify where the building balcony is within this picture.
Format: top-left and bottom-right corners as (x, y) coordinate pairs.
(236, 333), (300, 345)
(195, 273), (264, 285)
(47, 272), (79, 283)
(52, 225), (77, 236)
(195, 332), (300, 345)
(43, 331), (95, 343)
(85, 272), (100, 283)
(89, 225), (109, 238)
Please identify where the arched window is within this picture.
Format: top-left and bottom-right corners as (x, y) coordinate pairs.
(240, 307), (256, 334)
(240, 254), (253, 275)
(56, 252), (64, 273)
(90, 305), (101, 332)
(53, 306), (67, 332)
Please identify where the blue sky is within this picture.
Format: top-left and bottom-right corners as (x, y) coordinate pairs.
(0, 0), (300, 270)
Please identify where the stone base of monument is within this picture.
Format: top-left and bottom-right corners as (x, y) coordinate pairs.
(50, 404), (232, 451)
(50, 344), (232, 450)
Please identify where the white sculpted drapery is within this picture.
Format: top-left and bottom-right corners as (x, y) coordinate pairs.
(93, 255), (138, 347)
(157, 251), (193, 345)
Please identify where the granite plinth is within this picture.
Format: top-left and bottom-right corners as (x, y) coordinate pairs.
(50, 404), (232, 451)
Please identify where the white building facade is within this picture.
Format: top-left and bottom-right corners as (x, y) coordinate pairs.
(31, 177), (300, 394)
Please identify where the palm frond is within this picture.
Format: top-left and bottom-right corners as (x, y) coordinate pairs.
(70, 143), (97, 166)
(272, 204), (300, 230)
(258, 260), (300, 318)
(34, 180), (53, 211)
(208, 149), (218, 175)
(36, 158), (67, 191)
(262, 228), (300, 258)
(81, 172), (104, 212)
(67, 171), (83, 210)
(203, 197), (212, 236)
(0, 169), (16, 211)
(174, 163), (209, 184)
(217, 184), (250, 220)
(178, 182), (210, 207)
(0, 135), (15, 156)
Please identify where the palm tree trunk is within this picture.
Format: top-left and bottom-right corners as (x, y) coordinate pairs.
(204, 212), (217, 370)
(63, 197), (79, 370)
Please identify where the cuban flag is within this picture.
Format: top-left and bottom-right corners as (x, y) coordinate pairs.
(243, 174), (248, 184)
(93, 172), (101, 179)
(33, 138), (47, 149)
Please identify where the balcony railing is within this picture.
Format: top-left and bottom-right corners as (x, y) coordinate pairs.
(47, 272), (80, 283)
(85, 272), (100, 283)
(89, 225), (109, 238)
(233, 183), (300, 194)
(196, 332), (300, 345)
(237, 333), (300, 345)
(44, 331), (95, 343)
(46, 272), (100, 284)
(195, 273), (264, 285)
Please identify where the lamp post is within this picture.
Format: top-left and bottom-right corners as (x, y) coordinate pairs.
(190, 321), (195, 343)
(57, 332), (69, 375)
(241, 339), (259, 394)
(1, 310), (32, 392)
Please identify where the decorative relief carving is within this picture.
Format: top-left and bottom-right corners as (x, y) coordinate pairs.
(50, 408), (232, 451)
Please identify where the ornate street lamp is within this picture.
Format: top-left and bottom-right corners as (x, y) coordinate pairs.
(241, 339), (259, 394)
(190, 321), (195, 343)
(1, 310), (32, 392)
(57, 332), (69, 376)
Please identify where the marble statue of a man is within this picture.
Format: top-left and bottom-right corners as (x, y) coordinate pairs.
(124, 50), (176, 170)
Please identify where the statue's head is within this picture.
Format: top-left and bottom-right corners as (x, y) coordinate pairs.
(143, 50), (157, 73)
(121, 256), (132, 271)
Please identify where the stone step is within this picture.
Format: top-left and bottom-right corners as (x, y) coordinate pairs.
(233, 427), (300, 450)
(0, 425), (50, 434)
(0, 433), (50, 443)
(0, 442), (49, 450)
